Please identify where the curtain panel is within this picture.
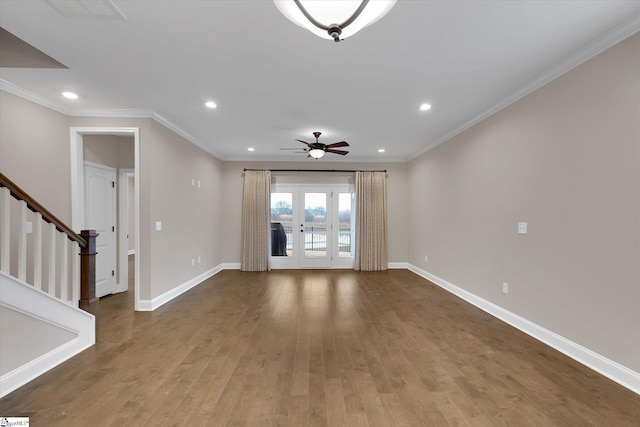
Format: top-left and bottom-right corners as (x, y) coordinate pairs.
(240, 170), (271, 272)
(354, 171), (388, 271)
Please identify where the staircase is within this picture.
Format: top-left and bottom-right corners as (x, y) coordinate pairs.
(0, 172), (98, 398)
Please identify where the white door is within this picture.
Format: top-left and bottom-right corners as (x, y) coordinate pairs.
(270, 185), (353, 269)
(84, 163), (116, 297)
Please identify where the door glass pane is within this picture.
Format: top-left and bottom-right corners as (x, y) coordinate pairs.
(304, 193), (326, 257)
(338, 192), (353, 257)
(271, 193), (292, 256)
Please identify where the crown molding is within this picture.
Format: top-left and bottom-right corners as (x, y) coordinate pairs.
(68, 108), (153, 118)
(150, 112), (222, 159)
(0, 79), (70, 115)
(0, 79), (222, 160)
(410, 12), (640, 161)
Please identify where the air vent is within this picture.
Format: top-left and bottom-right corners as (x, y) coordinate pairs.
(46, 0), (127, 20)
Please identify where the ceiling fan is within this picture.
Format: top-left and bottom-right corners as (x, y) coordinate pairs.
(281, 131), (350, 159)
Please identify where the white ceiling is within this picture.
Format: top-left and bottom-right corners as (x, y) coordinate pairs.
(1, 1), (639, 162)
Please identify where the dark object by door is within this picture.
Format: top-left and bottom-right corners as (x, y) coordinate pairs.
(271, 222), (287, 256)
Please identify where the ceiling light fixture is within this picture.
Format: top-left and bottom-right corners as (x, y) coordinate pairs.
(248, 147), (255, 152)
(419, 103), (432, 111)
(205, 101), (217, 109)
(308, 148), (325, 159)
(62, 91), (78, 99)
(273, 0), (396, 42)
(378, 148), (385, 153)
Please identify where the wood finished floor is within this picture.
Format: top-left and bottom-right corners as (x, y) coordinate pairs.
(1, 267), (639, 426)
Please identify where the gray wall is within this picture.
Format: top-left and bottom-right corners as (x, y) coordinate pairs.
(0, 91), (71, 222)
(407, 33), (640, 371)
(83, 134), (134, 169)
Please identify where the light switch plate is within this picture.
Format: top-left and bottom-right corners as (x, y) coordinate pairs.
(518, 222), (527, 234)
(155, 221), (162, 231)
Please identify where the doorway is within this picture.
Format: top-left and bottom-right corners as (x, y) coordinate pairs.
(270, 185), (354, 269)
(70, 127), (141, 310)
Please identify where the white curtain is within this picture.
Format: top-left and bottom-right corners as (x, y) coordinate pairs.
(240, 170), (271, 272)
(354, 171), (388, 271)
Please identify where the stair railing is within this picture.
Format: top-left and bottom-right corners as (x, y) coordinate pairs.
(0, 172), (99, 328)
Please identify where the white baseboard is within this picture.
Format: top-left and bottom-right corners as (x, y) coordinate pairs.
(127, 249), (136, 256)
(220, 263), (241, 270)
(0, 272), (95, 398)
(407, 264), (640, 395)
(137, 263), (242, 311)
(388, 262), (409, 269)
(137, 265), (224, 311)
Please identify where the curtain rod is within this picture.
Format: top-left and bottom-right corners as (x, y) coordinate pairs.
(243, 168), (387, 173)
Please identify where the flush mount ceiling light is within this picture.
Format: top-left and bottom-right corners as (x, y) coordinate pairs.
(273, 0), (396, 42)
(419, 103), (432, 111)
(62, 91), (78, 99)
(205, 101), (217, 109)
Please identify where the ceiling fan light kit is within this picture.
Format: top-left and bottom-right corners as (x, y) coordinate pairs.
(288, 131), (350, 159)
(309, 148), (325, 159)
(273, 0), (397, 42)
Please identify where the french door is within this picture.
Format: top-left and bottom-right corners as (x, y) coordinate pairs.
(271, 185), (354, 269)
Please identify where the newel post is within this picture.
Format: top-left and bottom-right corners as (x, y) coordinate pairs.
(80, 230), (99, 335)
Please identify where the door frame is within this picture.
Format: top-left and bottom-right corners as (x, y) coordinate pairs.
(117, 168), (135, 293)
(270, 184), (353, 269)
(70, 127), (141, 309)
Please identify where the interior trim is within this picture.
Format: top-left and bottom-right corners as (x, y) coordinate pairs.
(407, 264), (640, 395)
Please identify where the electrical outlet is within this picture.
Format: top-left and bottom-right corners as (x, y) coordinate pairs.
(25, 222), (33, 234)
(502, 282), (509, 294)
(424, 255), (428, 262)
(191, 258), (195, 266)
(198, 256), (201, 264)
(155, 221), (162, 231)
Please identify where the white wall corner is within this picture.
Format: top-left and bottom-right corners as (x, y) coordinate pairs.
(406, 264), (640, 395)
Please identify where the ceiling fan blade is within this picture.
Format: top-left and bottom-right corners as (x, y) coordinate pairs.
(325, 141), (349, 148)
(295, 139), (311, 146)
(325, 149), (349, 155)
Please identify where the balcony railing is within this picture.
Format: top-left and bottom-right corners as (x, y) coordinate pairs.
(278, 223), (352, 254)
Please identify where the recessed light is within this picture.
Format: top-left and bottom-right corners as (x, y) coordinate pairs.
(205, 101), (217, 109)
(419, 103), (431, 111)
(247, 147), (255, 152)
(63, 91), (78, 99)
(378, 149), (386, 153)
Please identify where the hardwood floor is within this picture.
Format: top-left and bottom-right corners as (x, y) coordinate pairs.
(1, 268), (639, 426)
